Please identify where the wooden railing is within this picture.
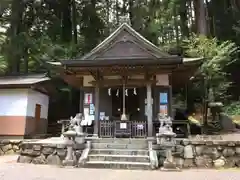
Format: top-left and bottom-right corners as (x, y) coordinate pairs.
(99, 121), (114, 138)
(99, 120), (147, 138)
(131, 121), (147, 138)
(47, 119), (190, 138)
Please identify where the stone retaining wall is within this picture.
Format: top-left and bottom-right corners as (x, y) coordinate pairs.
(0, 140), (22, 155)
(18, 142), (84, 165)
(156, 139), (240, 169)
(17, 139), (240, 169)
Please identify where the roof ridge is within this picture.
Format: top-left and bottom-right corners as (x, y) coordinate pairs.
(122, 23), (169, 57)
(80, 23), (170, 60)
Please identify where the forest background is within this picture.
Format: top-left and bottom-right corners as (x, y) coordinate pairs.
(1, 0), (240, 119)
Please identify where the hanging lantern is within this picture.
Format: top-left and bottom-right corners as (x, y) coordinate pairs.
(125, 89), (128, 96)
(108, 88), (111, 96)
(133, 88), (137, 95)
(116, 89), (119, 97)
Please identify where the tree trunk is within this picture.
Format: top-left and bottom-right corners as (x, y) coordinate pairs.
(61, 0), (72, 43)
(193, 0), (199, 33)
(106, 0), (110, 35)
(7, 0), (24, 74)
(71, 0), (77, 45)
(116, 0), (120, 25)
(194, 0), (207, 35)
(23, 48), (28, 74)
(128, 0), (134, 26)
(179, 0), (189, 37)
(205, 0), (214, 36)
(173, 4), (179, 44)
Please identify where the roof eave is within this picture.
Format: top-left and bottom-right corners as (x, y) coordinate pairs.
(183, 57), (204, 65)
(61, 57), (182, 67)
(46, 61), (62, 66)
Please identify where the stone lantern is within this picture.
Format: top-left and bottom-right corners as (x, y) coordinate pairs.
(62, 129), (77, 166)
(62, 113), (86, 166)
(156, 114), (180, 171)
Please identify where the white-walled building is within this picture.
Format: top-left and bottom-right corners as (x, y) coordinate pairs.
(0, 74), (50, 138)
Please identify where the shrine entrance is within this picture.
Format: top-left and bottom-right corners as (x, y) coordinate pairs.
(111, 87), (141, 121)
(98, 86), (147, 138)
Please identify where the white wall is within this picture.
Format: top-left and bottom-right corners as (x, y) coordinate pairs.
(0, 89), (28, 116)
(26, 89), (49, 119)
(0, 89), (49, 119)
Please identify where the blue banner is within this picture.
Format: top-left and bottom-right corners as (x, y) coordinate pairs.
(160, 92), (168, 104)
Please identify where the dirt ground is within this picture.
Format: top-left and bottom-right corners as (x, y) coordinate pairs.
(0, 155), (239, 180)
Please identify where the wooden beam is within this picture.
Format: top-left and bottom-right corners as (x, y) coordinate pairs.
(70, 68), (176, 76)
(89, 79), (156, 87)
(69, 64), (178, 74)
(60, 73), (83, 88)
(65, 69), (75, 75)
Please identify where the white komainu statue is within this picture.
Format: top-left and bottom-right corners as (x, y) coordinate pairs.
(69, 113), (83, 134)
(158, 113), (173, 133)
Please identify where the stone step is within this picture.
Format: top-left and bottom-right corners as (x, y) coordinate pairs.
(90, 149), (149, 156)
(84, 160), (152, 170)
(88, 154), (150, 163)
(90, 138), (149, 144)
(91, 142), (148, 149)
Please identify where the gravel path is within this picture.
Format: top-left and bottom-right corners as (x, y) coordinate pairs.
(0, 156), (239, 180)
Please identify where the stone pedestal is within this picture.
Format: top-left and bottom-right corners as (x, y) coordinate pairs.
(161, 148), (180, 171)
(62, 130), (77, 166)
(75, 132), (86, 144)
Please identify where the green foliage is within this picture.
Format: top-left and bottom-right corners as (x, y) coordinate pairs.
(0, 0), (239, 107)
(183, 35), (239, 101)
(224, 102), (240, 116)
(0, 34), (7, 74)
(0, 55), (7, 74)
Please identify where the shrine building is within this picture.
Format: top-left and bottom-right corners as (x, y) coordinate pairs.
(50, 23), (202, 138)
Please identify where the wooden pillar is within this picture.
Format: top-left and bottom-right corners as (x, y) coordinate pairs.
(146, 83), (153, 137)
(169, 85), (173, 117)
(169, 74), (173, 117)
(79, 89), (83, 113)
(94, 84), (100, 135)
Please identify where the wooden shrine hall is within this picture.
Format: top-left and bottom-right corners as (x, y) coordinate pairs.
(50, 23), (202, 138)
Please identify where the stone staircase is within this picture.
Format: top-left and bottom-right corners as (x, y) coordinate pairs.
(84, 138), (153, 170)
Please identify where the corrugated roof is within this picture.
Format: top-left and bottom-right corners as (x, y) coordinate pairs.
(0, 74), (50, 86)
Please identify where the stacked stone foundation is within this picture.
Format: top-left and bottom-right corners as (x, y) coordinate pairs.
(16, 139), (240, 169)
(155, 139), (240, 169)
(18, 142), (84, 165)
(0, 140), (22, 155)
